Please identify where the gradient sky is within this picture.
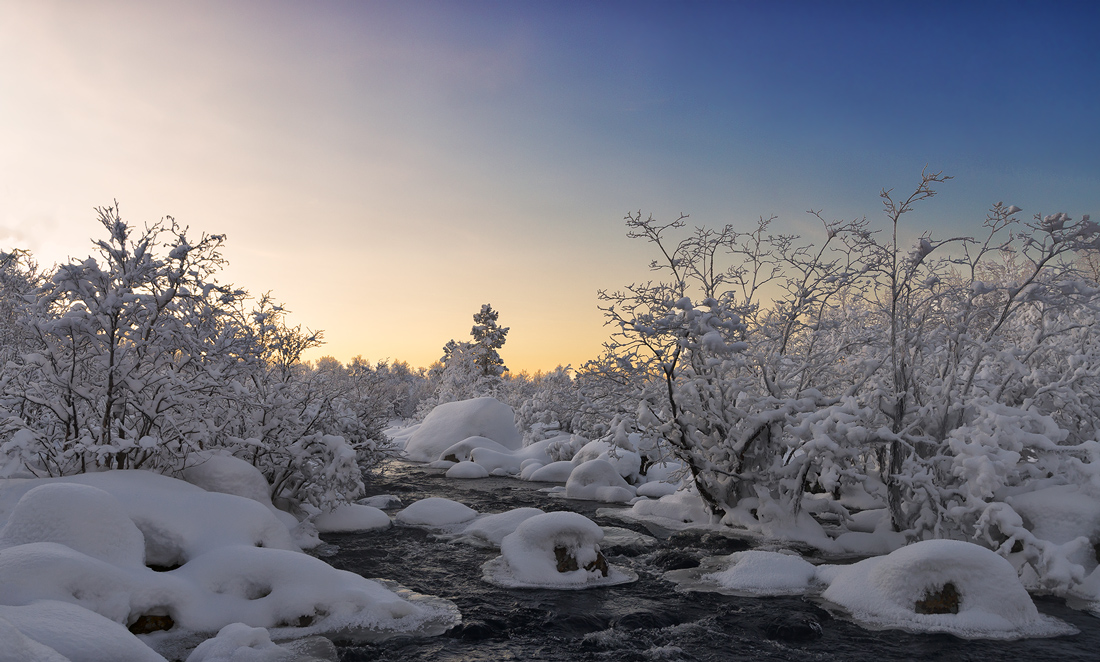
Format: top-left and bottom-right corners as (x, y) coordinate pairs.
(2, 0), (1097, 372)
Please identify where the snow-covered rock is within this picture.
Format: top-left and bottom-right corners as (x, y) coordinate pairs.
(565, 460), (635, 503)
(525, 460), (575, 483)
(184, 623), (293, 662)
(357, 495), (403, 510)
(445, 461), (490, 479)
(454, 508), (546, 548)
(0, 600), (166, 662)
(181, 453), (272, 506)
(0, 615), (70, 662)
(819, 539), (1076, 639)
(571, 440), (641, 483)
(395, 498), (478, 528)
(629, 489), (712, 526)
(437, 436), (512, 463)
(403, 398), (522, 462)
(690, 550), (818, 596)
(481, 512), (636, 589)
(0, 483), (146, 568)
(313, 504), (391, 533)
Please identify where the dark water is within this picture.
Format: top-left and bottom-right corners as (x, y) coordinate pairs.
(324, 464), (1100, 661)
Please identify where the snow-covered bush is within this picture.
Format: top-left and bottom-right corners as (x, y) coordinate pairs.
(0, 206), (393, 511)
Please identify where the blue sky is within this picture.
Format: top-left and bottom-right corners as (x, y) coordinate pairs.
(1, 0), (1096, 370)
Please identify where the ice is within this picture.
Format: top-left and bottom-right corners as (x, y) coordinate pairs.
(820, 539), (1077, 639)
(313, 504), (391, 533)
(0, 483), (146, 568)
(481, 511), (637, 589)
(445, 461), (490, 479)
(0, 600), (166, 662)
(403, 397), (522, 462)
(395, 497), (478, 528)
(565, 459), (636, 503)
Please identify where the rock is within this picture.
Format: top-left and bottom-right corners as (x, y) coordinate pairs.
(554, 546), (609, 576)
(128, 612), (174, 634)
(914, 582), (960, 614)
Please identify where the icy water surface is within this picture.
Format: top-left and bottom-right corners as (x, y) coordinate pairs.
(324, 463), (1100, 661)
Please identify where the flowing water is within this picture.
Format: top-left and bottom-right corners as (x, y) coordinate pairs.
(323, 463), (1100, 661)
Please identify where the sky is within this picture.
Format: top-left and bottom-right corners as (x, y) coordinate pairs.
(1, 0), (1097, 372)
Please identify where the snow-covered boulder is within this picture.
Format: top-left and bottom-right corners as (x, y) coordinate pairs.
(313, 504), (391, 533)
(181, 453), (272, 506)
(565, 460), (635, 503)
(819, 539), (1076, 639)
(571, 440), (641, 483)
(184, 623), (291, 662)
(481, 512), (636, 589)
(630, 489), (712, 526)
(0, 600), (166, 662)
(454, 508), (546, 548)
(446, 461), (490, 479)
(0, 615), (70, 662)
(437, 436), (512, 464)
(673, 550), (819, 596)
(524, 460), (575, 483)
(395, 498), (478, 528)
(0, 483), (146, 568)
(403, 398), (522, 462)
(357, 495), (403, 510)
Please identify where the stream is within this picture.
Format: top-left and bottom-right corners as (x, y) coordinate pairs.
(322, 462), (1100, 661)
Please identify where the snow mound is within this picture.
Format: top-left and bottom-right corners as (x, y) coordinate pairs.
(445, 461), (490, 479)
(184, 623), (291, 662)
(572, 440), (641, 483)
(668, 550), (818, 596)
(395, 498), (478, 528)
(0, 483), (146, 568)
(565, 460), (635, 503)
(357, 495), (403, 510)
(0, 615), (70, 662)
(313, 504), (390, 533)
(820, 539), (1077, 639)
(181, 453), (272, 506)
(629, 489), (712, 527)
(403, 398), (522, 462)
(453, 508), (546, 548)
(524, 460), (574, 482)
(0, 600), (166, 662)
(482, 512), (637, 589)
(437, 436), (511, 463)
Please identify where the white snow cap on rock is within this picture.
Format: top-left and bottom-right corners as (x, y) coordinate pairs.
(456, 508), (546, 548)
(0, 600), (167, 662)
(312, 504), (391, 533)
(0, 483), (146, 568)
(565, 459), (635, 503)
(701, 550), (818, 595)
(820, 539), (1076, 639)
(403, 397), (522, 462)
(184, 623), (291, 662)
(395, 498), (478, 528)
(482, 511), (636, 589)
(445, 461), (490, 479)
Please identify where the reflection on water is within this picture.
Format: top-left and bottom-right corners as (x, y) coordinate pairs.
(325, 463), (1100, 662)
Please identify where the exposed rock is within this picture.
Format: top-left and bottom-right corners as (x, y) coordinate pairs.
(554, 546), (609, 576)
(128, 612), (174, 634)
(914, 582), (959, 614)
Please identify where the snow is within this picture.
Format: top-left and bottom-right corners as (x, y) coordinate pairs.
(0, 600), (166, 662)
(571, 440), (642, 483)
(820, 539), (1077, 639)
(312, 504), (390, 533)
(453, 508), (546, 548)
(0, 483), (146, 568)
(481, 511), (637, 589)
(635, 481), (679, 498)
(395, 497), (478, 528)
(565, 459), (636, 503)
(437, 436), (512, 463)
(0, 615), (70, 662)
(356, 495), (403, 510)
(670, 550), (819, 596)
(0, 470), (461, 659)
(629, 489), (712, 527)
(184, 623), (292, 662)
(445, 461), (490, 479)
(403, 397), (522, 462)
(525, 460), (575, 482)
(181, 453), (272, 506)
